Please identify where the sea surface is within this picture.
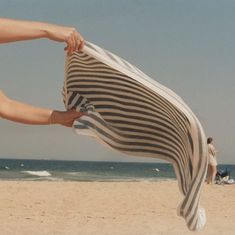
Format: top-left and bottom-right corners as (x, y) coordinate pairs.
(0, 158), (234, 182)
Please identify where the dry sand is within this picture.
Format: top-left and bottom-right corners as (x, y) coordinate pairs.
(0, 181), (234, 235)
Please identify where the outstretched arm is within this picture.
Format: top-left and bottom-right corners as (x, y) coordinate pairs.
(0, 18), (84, 54)
(0, 91), (83, 126)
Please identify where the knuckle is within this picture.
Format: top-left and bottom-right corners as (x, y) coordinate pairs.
(71, 27), (76, 33)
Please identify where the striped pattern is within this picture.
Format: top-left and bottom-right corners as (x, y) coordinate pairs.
(63, 41), (208, 231)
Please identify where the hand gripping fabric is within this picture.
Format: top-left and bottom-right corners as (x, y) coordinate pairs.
(63, 42), (208, 231)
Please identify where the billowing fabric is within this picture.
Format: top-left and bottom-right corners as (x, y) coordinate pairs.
(63, 41), (208, 230)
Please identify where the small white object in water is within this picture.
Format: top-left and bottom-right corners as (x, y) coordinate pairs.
(154, 168), (160, 172)
(227, 179), (234, 184)
(22, 171), (51, 177)
(20, 164), (24, 167)
(4, 166), (9, 170)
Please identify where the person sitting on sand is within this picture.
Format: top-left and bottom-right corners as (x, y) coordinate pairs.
(0, 18), (84, 126)
(207, 137), (218, 184)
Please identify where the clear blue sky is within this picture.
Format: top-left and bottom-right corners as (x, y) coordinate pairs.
(1, 0), (235, 163)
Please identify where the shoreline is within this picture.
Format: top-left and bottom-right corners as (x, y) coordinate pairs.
(0, 179), (175, 182)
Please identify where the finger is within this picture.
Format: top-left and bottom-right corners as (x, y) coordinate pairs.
(72, 112), (85, 119)
(67, 44), (73, 56)
(67, 109), (85, 119)
(70, 34), (77, 54)
(66, 35), (75, 55)
(71, 31), (83, 51)
(73, 33), (80, 52)
(78, 39), (85, 51)
(62, 121), (74, 127)
(66, 45), (71, 56)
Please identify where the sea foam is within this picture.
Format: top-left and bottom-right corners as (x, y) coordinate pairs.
(22, 171), (51, 177)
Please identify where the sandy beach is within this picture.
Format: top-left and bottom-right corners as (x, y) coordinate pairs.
(0, 180), (234, 235)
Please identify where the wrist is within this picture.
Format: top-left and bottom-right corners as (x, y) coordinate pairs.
(48, 110), (58, 124)
(38, 22), (53, 39)
(41, 23), (66, 42)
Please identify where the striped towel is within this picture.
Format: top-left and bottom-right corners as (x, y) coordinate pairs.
(63, 41), (208, 231)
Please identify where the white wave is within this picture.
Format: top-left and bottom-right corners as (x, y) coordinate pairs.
(67, 172), (79, 175)
(153, 168), (160, 172)
(22, 170), (51, 177)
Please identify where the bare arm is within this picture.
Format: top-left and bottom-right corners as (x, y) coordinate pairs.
(0, 18), (84, 54)
(0, 91), (83, 126)
(0, 18), (85, 126)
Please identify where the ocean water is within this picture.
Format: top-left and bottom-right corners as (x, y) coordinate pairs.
(0, 158), (234, 182)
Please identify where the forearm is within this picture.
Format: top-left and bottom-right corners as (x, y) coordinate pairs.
(0, 18), (84, 54)
(0, 97), (53, 125)
(0, 18), (54, 43)
(0, 91), (84, 126)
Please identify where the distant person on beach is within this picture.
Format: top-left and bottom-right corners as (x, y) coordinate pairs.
(207, 137), (218, 184)
(0, 18), (85, 126)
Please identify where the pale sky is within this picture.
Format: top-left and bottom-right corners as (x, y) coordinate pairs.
(0, 0), (235, 163)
